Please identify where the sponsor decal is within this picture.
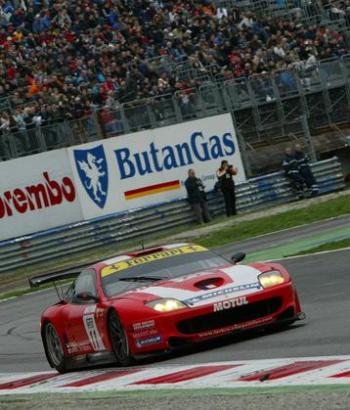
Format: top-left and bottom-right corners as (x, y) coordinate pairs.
(83, 305), (97, 315)
(135, 335), (162, 348)
(66, 342), (91, 354)
(213, 296), (248, 312)
(0, 172), (76, 219)
(96, 307), (105, 319)
(101, 244), (207, 277)
(183, 282), (261, 306)
(74, 145), (108, 209)
(133, 329), (159, 338)
(83, 314), (105, 351)
(84, 306), (104, 322)
(114, 132), (236, 180)
(66, 341), (80, 354)
(124, 180), (180, 200)
(132, 320), (156, 331)
(198, 316), (273, 338)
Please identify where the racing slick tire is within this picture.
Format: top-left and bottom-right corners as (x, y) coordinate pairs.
(108, 310), (133, 366)
(42, 322), (68, 373)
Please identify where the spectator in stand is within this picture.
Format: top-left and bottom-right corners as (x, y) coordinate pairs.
(0, 0), (347, 137)
(12, 106), (29, 151)
(0, 112), (10, 133)
(0, 110), (11, 156)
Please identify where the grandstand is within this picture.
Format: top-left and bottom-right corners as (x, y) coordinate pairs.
(0, 0), (350, 174)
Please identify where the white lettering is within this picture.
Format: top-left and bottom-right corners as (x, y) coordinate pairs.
(213, 296), (248, 312)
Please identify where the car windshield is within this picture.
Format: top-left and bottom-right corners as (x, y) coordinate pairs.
(101, 249), (227, 297)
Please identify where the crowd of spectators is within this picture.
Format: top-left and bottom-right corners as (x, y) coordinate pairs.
(0, 0), (349, 141)
(323, 0), (350, 19)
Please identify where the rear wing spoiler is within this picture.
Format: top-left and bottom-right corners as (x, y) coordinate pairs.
(29, 269), (81, 288)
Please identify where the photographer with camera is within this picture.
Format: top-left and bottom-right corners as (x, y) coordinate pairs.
(216, 160), (238, 217)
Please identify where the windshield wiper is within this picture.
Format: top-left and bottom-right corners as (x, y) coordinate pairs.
(117, 275), (164, 282)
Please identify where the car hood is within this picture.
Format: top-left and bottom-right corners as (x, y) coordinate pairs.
(119, 264), (265, 307)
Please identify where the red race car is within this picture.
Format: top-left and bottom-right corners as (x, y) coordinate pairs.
(30, 243), (305, 373)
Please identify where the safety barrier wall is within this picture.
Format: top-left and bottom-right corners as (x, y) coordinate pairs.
(0, 157), (344, 273)
(0, 114), (245, 241)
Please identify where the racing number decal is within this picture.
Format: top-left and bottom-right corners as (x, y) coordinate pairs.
(83, 313), (105, 351)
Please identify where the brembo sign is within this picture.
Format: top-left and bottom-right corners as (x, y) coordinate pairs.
(69, 114), (246, 219)
(0, 150), (82, 241)
(0, 172), (75, 218)
(0, 114), (245, 240)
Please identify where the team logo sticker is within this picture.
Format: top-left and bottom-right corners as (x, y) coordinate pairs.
(74, 145), (108, 209)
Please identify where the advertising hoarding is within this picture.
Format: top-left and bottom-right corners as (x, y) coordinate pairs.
(0, 114), (244, 241)
(69, 114), (246, 219)
(0, 149), (83, 241)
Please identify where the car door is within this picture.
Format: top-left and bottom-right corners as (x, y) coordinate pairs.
(63, 269), (106, 354)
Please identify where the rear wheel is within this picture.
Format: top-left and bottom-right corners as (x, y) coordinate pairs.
(43, 322), (67, 373)
(108, 310), (132, 366)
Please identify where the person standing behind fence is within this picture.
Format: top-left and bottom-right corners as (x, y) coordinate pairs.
(184, 169), (211, 225)
(216, 160), (238, 216)
(282, 146), (305, 199)
(294, 143), (319, 196)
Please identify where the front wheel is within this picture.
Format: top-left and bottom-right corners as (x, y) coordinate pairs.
(108, 310), (133, 366)
(42, 322), (68, 373)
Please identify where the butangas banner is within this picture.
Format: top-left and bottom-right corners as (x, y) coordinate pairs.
(68, 114), (246, 219)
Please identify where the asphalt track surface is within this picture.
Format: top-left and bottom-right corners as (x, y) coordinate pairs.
(1, 216), (350, 373)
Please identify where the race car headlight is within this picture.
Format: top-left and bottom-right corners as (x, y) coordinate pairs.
(146, 299), (187, 312)
(259, 271), (285, 288)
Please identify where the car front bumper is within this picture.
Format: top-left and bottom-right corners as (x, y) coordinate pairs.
(128, 281), (303, 354)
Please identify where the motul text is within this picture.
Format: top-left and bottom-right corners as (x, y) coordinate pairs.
(0, 172), (76, 219)
(213, 296), (248, 312)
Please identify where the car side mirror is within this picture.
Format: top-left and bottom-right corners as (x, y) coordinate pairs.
(231, 252), (246, 264)
(76, 292), (99, 303)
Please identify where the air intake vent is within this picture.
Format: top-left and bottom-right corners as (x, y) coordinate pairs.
(194, 277), (224, 290)
(177, 298), (282, 334)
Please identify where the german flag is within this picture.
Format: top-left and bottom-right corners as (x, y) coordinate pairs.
(124, 180), (181, 200)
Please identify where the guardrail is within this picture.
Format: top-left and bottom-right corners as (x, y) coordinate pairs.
(0, 157), (344, 273)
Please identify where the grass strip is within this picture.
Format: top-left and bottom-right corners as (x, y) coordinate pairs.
(0, 279), (72, 301)
(287, 238), (350, 257)
(197, 194), (350, 248)
(0, 286), (47, 301)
